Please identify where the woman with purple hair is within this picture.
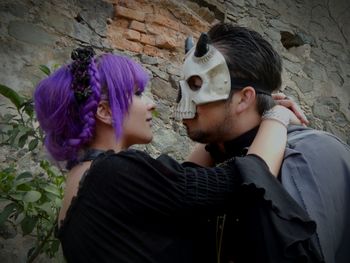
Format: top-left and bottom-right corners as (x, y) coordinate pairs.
(34, 47), (303, 262)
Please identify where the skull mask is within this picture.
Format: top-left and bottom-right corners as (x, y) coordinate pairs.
(175, 33), (231, 120)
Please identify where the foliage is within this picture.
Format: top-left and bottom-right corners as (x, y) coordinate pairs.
(0, 66), (65, 262)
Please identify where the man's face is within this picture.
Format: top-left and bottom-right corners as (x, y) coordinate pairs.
(182, 90), (239, 144)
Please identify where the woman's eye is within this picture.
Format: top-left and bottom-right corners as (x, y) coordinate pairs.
(135, 90), (143, 97)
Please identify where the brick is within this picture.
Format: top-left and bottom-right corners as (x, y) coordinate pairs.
(112, 38), (143, 53)
(179, 23), (192, 35)
(122, 0), (138, 9)
(114, 18), (130, 28)
(115, 6), (145, 22)
(155, 35), (176, 50)
(176, 34), (187, 49)
(129, 20), (147, 33)
(123, 28), (141, 41)
(122, 0), (154, 13)
(140, 34), (155, 45)
(192, 22), (208, 33)
(146, 23), (168, 35)
(146, 13), (180, 31)
(144, 45), (163, 57)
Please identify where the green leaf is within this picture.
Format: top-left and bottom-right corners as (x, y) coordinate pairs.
(39, 65), (51, 76)
(18, 133), (28, 148)
(28, 138), (39, 151)
(49, 239), (60, 255)
(45, 192), (57, 202)
(36, 202), (52, 215)
(16, 184), (32, 191)
(152, 109), (160, 118)
(0, 84), (25, 111)
(23, 191), (41, 203)
(0, 203), (17, 225)
(21, 215), (38, 235)
(9, 193), (24, 201)
(54, 197), (62, 208)
(8, 128), (20, 145)
(17, 171), (32, 180)
(43, 184), (61, 197)
(20, 99), (34, 118)
(14, 177), (33, 187)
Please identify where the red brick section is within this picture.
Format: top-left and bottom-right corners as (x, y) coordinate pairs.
(108, 0), (210, 59)
(144, 45), (165, 58)
(130, 20), (147, 33)
(146, 13), (180, 31)
(155, 35), (176, 50)
(115, 6), (145, 21)
(123, 28), (141, 41)
(140, 34), (155, 45)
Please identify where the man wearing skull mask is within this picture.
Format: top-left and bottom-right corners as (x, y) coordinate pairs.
(176, 23), (350, 263)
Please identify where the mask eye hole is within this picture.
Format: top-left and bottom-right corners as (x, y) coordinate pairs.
(187, 76), (202, 91)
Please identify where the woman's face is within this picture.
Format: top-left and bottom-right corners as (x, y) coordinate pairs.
(121, 91), (155, 147)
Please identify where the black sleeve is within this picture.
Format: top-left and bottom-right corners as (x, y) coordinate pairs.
(87, 150), (268, 216)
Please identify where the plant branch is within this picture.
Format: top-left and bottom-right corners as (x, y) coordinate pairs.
(26, 220), (57, 263)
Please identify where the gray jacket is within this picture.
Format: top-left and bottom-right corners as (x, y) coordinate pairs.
(282, 126), (350, 263)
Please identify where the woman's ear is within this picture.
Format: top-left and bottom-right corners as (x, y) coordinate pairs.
(236, 86), (256, 113)
(96, 100), (113, 125)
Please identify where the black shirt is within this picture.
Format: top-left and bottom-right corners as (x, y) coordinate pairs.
(206, 127), (324, 263)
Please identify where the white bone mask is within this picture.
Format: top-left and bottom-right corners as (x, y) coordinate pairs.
(174, 44), (231, 120)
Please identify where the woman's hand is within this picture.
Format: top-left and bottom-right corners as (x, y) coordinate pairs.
(272, 93), (309, 125)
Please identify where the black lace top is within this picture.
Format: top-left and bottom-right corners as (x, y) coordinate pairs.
(56, 149), (320, 263)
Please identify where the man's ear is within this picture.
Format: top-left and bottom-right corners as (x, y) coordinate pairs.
(96, 100), (113, 125)
(235, 86), (256, 113)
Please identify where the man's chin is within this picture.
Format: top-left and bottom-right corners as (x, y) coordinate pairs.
(186, 129), (209, 144)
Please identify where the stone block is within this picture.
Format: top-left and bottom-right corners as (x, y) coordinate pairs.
(140, 34), (155, 45)
(115, 6), (145, 22)
(71, 21), (96, 44)
(140, 54), (159, 65)
(151, 77), (177, 101)
(292, 76), (313, 93)
(130, 20), (147, 33)
(123, 28), (141, 41)
(303, 62), (328, 81)
(147, 65), (169, 80)
(8, 21), (57, 46)
(167, 65), (181, 76)
(40, 10), (74, 36)
(313, 97), (340, 119)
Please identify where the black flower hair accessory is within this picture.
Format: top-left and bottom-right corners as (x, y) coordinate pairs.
(70, 46), (95, 102)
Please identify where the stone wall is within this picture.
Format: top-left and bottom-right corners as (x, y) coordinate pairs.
(0, 0), (349, 261)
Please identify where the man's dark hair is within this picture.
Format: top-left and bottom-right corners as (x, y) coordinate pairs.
(208, 23), (282, 114)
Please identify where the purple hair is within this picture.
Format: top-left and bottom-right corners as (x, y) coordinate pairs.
(34, 53), (149, 166)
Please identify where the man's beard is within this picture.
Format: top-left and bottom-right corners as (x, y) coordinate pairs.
(185, 113), (235, 144)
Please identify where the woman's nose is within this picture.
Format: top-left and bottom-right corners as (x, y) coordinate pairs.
(147, 101), (156, 111)
(142, 95), (156, 111)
